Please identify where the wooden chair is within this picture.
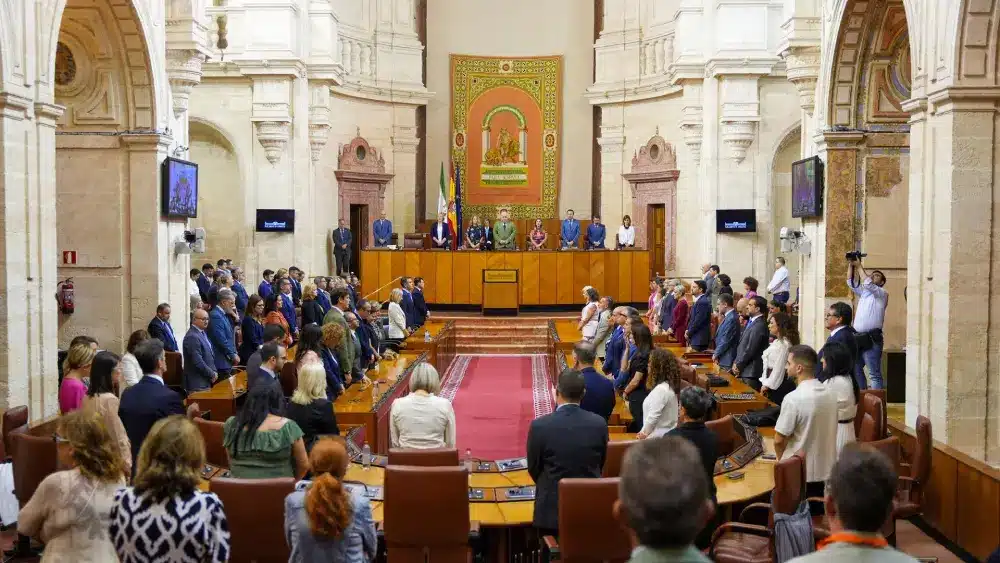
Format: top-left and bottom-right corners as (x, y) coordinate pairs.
(853, 389), (887, 440)
(194, 417), (229, 468)
(1, 406), (28, 461)
(543, 478), (630, 562)
(387, 448), (459, 467)
(384, 466), (475, 562)
(706, 415), (741, 457)
(894, 416), (932, 522)
(858, 394), (885, 442)
(164, 351), (184, 391)
(602, 439), (637, 477)
(211, 477), (295, 563)
(8, 433), (58, 558)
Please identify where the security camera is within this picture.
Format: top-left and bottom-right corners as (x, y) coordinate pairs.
(194, 228), (206, 241)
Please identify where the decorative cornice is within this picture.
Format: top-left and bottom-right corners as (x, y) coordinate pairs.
(780, 46), (820, 114)
(330, 81), (433, 106)
(253, 120), (291, 164)
(813, 130), (866, 150)
(0, 92), (33, 120)
(166, 49), (205, 117)
(706, 57), (782, 78)
(586, 77), (683, 105)
(720, 120), (757, 163)
(33, 102), (65, 127)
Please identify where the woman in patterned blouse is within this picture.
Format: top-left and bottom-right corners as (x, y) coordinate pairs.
(110, 415), (231, 563)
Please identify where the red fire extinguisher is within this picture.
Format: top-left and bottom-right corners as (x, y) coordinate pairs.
(57, 278), (75, 315)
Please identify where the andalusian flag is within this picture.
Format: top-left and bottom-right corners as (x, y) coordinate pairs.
(438, 162), (449, 218)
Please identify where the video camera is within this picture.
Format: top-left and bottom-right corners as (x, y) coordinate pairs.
(846, 250), (867, 262)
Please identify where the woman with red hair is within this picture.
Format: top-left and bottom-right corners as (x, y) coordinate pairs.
(284, 438), (376, 562)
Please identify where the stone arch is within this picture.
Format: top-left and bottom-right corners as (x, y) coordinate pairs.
(768, 124), (803, 299)
(189, 118), (247, 266)
(947, 0), (1000, 88)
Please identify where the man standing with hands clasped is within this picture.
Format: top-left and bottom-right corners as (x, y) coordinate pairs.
(333, 219), (352, 276)
(848, 253), (888, 390)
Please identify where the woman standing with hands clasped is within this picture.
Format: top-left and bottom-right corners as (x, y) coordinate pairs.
(620, 323), (654, 434)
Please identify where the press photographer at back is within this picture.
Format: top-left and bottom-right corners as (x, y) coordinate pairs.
(847, 252), (888, 390)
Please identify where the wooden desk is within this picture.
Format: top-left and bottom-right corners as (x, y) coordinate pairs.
(360, 249), (652, 306)
(403, 320), (456, 376)
(186, 371), (248, 421)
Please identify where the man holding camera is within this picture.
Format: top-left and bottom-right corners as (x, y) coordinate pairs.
(848, 252), (888, 390)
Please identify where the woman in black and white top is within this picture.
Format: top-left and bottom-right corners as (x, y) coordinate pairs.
(820, 341), (859, 455)
(110, 415), (230, 563)
(759, 312), (799, 406)
(620, 322), (654, 433)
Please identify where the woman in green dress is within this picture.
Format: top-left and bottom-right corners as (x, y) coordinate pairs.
(223, 384), (310, 479)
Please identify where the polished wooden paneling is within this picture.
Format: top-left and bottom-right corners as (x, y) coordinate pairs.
(469, 252), (487, 304)
(377, 251), (393, 301)
(555, 253), (574, 304)
(419, 252), (436, 303)
(503, 251), (522, 272)
(521, 253), (540, 305)
(618, 252), (633, 303)
(957, 463), (1000, 560)
(452, 252), (470, 304)
(574, 253), (591, 300)
(602, 251), (619, 302)
(436, 254), (453, 303)
(487, 252), (505, 270)
(538, 253), (558, 304)
(483, 281), (519, 310)
(360, 251), (378, 297)
(390, 252), (406, 288)
(632, 251), (650, 303)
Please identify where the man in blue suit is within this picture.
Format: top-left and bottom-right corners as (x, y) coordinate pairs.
(333, 219), (353, 276)
(231, 268), (250, 317)
(560, 209), (580, 249)
(819, 301), (861, 387)
(314, 276), (332, 314)
(119, 339), (189, 471)
(183, 308), (218, 393)
(573, 342), (615, 421)
(196, 263), (214, 302)
(289, 266), (304, 304)
(373, 210), (393, 247)
(412, 277), (429, 326)
(147, 302), (178, 352)
(356, 300), (382, 367)
(686, 280), (712, 352)
(207, 288), (240, 379)
(279, 277), (298, 340)
(602, 306), (627, 376)
(712, 294), (740, 371)
(258, 269), (274, 299)
(401, 277), (418, 329)
(585, 215), (606, 249)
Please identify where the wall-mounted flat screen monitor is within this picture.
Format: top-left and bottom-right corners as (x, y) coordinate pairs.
(716, 209), (757, 233)
(792, 155), (824, 218)
(256, 209), (296, 232)
(161, 156), (198, 218)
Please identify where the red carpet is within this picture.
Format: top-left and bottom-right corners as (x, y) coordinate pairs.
(443, 355), (550, 461)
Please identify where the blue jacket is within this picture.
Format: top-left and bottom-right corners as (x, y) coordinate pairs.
(147, 317), (178, 352)
(713, 310), (740, 368)
(119, 376), (185, 469)
(659, 293), (676, 332)
(239, 315), (264, 362)
(373, 218), (393, 246)
(402, 290), (417, 328)
(333, 227), (353, 248)
(579, 366), (615, 421)
(614, 344), (637, 389)
(281, 293), (298, 335)
(560, 219), (580, 247)
(196, 273), (211, 302)
(818, 326), (859, 380)
(320, 347), (344, 399)
(232, 282), (249, 316)
(687, 295), (712, 348)
(258, 280), (272, 299)
(207, 307), (237, 371)
(316, 290), (332, 314)
(182, 327), (216, 392)
(602, 326), (625, 376)
(586, 223), (606, 248)
(357, 323), (376, 369)
(291, 278), (303, 303)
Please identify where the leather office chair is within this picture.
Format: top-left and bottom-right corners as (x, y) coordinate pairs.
(894, 416), (931, 521)
(164, 351), (184, 390)
(388, 448), (459, 467)
(602, 439), (636, 478)
(211, 477), (295, 563)
(709, 451), (807, 563)
(194, 417), (229, 468)
(706, 415), (741, 457)
(384, 465), (474, 562)
(853, 389), (887, 439)
(858, 394), (885, 442)
(1, 406), (28, 461)
(7, 433), (58, 558)
(279, 362), (298, 398)
(542, 478), (630, 562)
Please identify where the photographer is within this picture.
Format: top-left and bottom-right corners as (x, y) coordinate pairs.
(847, 253), (888, 390)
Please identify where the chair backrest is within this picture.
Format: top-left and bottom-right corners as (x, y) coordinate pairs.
(163, 351), (183, 388)
(280, 362), (298, 397)
(706, 415), (739, 456)
(911, 415), (932, 497)
(602, 440), (637, 478)
(388, 448), (459, 467)
(210, 477), (295, 563)
(860, 394), (885, 441)
(11, 433), (58, 506)
(557, 478), (631, 562)
(869, 435), (901, 469)
(194, 417), (229, 468)
(771, 450), (806, 520)
(2, 406), (29, 459)
(859, 413), (878, 442)
(854, 389), (887, 438)
(384, 465), (470, 562)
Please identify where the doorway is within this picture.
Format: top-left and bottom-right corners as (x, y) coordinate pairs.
(647, 204), (666, 276)
(349, 204), (369, 277)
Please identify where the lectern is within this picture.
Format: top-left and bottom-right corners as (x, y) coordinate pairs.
(482, 269), (518, 316)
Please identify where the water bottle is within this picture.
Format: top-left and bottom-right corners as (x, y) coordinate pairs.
(371, 380), (379, 401)
(464, 448), (474, 473)
(424, 330), (431, 342)
(362, 443), (372, 470)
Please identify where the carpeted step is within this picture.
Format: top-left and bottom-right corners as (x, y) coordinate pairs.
(455, 343), (550, 354)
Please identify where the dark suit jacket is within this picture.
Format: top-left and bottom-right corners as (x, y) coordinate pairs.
(733, 315), (769, 381)
(578, 367), (615, 421)
(402, 290), (418, 328)
(602, 326), (625, 376)
(207, 307), (237, 371)
(527, 404), (608, 531)
(196, 274), (211, 302)
(483, 225), (494, 250)
(247, 360), (282, 394)
(430, 221), (452, 249)
(232, 282), (250, 315)
(333, 228), (352, 250)
(147, 317), (178, 352)
(687, 295), (712, 348)
(412, 290), (429, 326)
(119, 376), (185, 468)
(818, 326), (859, 378)
(301, 300), (325, 327)
(291, 278), (303, 304)
(281, 294), (298, 335)
(712, 310), (741, 368)
(182, 327), (217, 392)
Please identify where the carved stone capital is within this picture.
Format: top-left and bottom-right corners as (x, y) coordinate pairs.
(0, 92), (34, 120)
(166, 49), (205, 117)
(679, 102), (703, 164)
(253, 120), (291, 165)
(720, 120), (757, 163)
(308, 86), (331, 162)
(781, 46), (820, 114)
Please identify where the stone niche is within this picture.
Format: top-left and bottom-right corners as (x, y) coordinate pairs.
(622, 135), (679, 273)
(335, 132), (394, 247)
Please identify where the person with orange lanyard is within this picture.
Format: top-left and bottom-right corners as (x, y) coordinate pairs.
(788, 442), (918, 563)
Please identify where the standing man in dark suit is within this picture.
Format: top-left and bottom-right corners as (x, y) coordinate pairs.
(288, 266), (304, 304)
(430, 211), (452, 250)
(258, 269), (275, 299)
(602, 307), (627, 376)
(712, 294), (740, 371)
(147, 302), (178, 352)
(279, 277), (299, 340)
(482, 220), (494, 251)
(685, 280), (712, 352)
(412, 277), (429, 327)
(182, 308), (217, 393)
(119, 339), (192, 471)
(323, 288), (357, 384)
(819, 302), (860, 386)
(527, 368), (608, 537)
(373, 210), (393, 247)
(207, 288), (240, 380)
(196, 263), (214, 303)
(355, 300), (382, 368)
(231, 268), (250, 317)
(731, 296), (769, 390)
(250, 342), (287, 395)
(246, 324), (287, 391)
(400, 277), (418, 329)
(573, 343), (615, 421)
(333, 219), (353, 276)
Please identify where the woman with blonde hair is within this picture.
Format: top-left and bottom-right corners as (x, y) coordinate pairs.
(390, 363), (457, 449)
(637, 348), (683, 439)
(18, 410), (126, 562)
(60, 342), (96, 413)
(387, 288), (409, 339)
(285, 438), (376, 562)
(300, 283), (325, 327)
(287, 364), (340, 451)
(110, 416), (231, 562)
(578, 286), (600, 340)
(465, 215), (485, 250)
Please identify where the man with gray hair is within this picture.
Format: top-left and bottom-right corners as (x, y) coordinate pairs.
(602, 306), (629, 376)
(207, 287), (240, 379)
(615, 437), (714, 563)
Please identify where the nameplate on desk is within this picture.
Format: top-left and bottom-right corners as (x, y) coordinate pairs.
(344, 482), (384, 501)
(469, 488), (487, 502)
(483, 270), (518, 283)
(495, 457), (528, 472)
(502, 486), (536, 501)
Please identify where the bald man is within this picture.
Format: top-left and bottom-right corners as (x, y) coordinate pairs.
(183, 308), (218, 393)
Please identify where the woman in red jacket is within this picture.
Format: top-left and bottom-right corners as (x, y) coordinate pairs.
(667, 285), (689, 347)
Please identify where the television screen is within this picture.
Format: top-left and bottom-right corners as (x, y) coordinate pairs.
(716, 209), (757, 233)
(161, 156), (198, 218)
(256, 209), (296, 232)
(792, 155), (824, 218)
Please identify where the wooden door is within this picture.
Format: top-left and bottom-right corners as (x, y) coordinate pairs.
(648, 204), (665, 277)
(350, 204), (369, 276)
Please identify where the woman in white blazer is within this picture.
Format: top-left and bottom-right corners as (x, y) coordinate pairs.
(387, 288), (409, 339)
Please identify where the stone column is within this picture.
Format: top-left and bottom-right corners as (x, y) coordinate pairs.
(392, 111), (420, 232)
(597, 121), (627, 225)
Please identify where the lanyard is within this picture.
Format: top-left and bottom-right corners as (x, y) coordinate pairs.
(817, 533), (888, 551)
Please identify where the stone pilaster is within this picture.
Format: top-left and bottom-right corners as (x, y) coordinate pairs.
(391, 114), (421, 233)
(678, 82), (704, 164)
(597, 122), (628, 225)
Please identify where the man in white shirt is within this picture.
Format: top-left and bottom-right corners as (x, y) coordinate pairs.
(766, 257), (791, 304)
(774, 344), (839, 496)
(848, 257), (888, 390)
